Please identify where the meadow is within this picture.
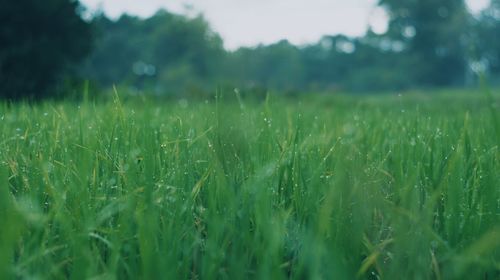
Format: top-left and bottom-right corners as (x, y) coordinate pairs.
(0, 90), (499, 279)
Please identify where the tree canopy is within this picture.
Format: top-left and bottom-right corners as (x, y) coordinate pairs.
(80, 11), (224, 96)
(1, 1), (499, 99)
(81, 1), (497, 96)
(379, 0), (469, 86)
(0, 0), (92, 100)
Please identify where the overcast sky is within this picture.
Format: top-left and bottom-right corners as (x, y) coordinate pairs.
(80, 0), (491, 50)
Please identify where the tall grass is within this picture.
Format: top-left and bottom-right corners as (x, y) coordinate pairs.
(0, 91), (498, 279)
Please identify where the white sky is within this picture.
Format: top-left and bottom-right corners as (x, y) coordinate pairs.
(80, 0), (491, 50)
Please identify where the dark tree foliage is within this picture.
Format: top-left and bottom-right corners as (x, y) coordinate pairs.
(379, 0), (469, 86)
(474, 0), (500, 76)
(0, 0), (92, 100)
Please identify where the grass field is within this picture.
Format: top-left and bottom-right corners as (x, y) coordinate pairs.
(1, 91), (499, 279)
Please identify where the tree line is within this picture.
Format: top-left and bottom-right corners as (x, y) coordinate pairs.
(1, 0), (500, 100)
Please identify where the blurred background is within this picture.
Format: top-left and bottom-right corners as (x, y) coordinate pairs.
(0, 0), (498, 99)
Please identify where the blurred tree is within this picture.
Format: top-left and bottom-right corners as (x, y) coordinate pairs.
(378, 0), (469, 86)
(301, 35), (353, 90)
(80, 3), (491, 95)
(81, 15), (145, 86)
(0, 0), (92, 100)
(474, 0), (500, 79)
(82, 10), (224, 96)
(225, 40), (304, 92)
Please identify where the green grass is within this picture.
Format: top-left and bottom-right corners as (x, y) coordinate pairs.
(0, 91), (499, 279)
